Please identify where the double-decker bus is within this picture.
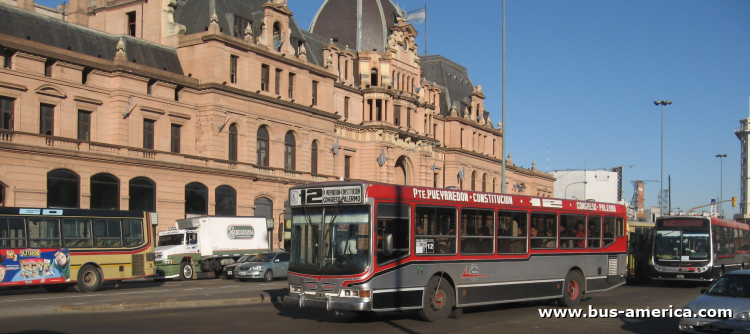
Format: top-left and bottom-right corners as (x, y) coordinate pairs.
(284, 182), (628, 321)
(0, 207), (157, 292)
(652, 216), (750, 283)
(626, 221), (654, 282)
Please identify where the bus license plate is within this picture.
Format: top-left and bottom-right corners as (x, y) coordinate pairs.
(316, 292), (325, 299)
(228, 271), (232, 275)
(676, 275), (684, 279)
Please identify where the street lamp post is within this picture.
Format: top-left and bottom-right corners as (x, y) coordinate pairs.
(655, 100), (672, 215)
(564, 181), (587, 199)
(716, 154), (727, 218)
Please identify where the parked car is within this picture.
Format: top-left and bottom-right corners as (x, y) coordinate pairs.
(221, 254), (258, 279)
(234, 252), (290, 282)
(679, 270), (750, 334)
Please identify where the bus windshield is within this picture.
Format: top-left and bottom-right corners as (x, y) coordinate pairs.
(290, 206), (370, 275)
(158, 234), (184, 247)
(655, 230), (710, 261)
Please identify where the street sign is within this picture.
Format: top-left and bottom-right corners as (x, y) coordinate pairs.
(711, 199), (717, 217)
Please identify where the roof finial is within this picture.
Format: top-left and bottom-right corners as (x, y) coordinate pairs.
(244, 23), (253, 37)
(210, 10), (219, 25)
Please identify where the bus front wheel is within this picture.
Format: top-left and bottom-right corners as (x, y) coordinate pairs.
(558, 270), (583, 307)
(74, 265), (102, 292)
(418, 275), (455, 322)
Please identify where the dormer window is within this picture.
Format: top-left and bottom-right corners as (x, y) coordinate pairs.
(233, 16), (251, 38)
(273, 22), (282, 51)
(370, 68), (379, 87)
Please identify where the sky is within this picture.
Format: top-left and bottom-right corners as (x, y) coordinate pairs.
(35, 0), (750, 216)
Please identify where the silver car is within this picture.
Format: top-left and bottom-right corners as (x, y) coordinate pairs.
(680, 270), (750, 334)
(234, 252), (290, 282)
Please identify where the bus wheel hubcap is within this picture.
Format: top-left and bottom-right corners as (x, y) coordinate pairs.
(432, 291), (445, 310)
(184, 266), (192, 277)
(568, 280), (579, 299)
(84, 272), (95, 286)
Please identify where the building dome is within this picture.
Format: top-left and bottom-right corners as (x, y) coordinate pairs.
(309, 0), (401, 52)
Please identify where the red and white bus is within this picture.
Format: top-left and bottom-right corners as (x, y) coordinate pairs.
(652, 216), (750, 282)
(284, 182), (628, 321)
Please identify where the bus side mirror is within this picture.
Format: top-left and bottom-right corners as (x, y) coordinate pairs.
(383, 233), (393, 256)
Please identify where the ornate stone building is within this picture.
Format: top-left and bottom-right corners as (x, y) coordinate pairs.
(0, 0), (554, 248)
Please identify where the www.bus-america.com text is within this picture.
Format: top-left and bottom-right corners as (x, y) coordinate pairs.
(539, 305), (732, 319)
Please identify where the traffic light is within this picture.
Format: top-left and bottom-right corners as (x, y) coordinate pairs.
(733, 197), (737, 207)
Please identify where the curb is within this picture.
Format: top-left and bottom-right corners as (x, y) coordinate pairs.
(55, 296), (282, 312)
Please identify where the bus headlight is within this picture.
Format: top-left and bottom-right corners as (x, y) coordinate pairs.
(695, 266), (709, 273)
(653, 264), (664, 271)
(290, 285), (302, 293)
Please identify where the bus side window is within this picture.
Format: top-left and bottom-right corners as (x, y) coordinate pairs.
(62, 218), (93, 248)
(376, 203), (410, 265)
(28, 218), (61, 248)
(415, 206), (456, 255)
(603, 216), (615, 248)
(588, 216), (602, 249)
(560, 214), (584, 249)
(0, 217), (26, 248)
(94, 219), (123, 248)
(123, 219), (144, 247)
(497, 210), (528, 254)
(460, 209), (494, 254)
(616, 218), (624, 237)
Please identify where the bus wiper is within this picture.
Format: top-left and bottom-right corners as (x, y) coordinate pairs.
(323, 199), (343, 247)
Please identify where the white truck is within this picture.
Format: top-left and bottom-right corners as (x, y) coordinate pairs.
(154, 216), (272, 280)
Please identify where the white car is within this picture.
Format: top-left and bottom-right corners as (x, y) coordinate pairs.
(680, 270), (750, 334)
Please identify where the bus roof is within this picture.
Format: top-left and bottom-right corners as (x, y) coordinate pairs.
(0, 207), (147, 218)
(290, 181), (626, 215)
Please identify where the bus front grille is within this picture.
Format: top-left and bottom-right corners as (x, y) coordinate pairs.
(132, 254), (145, 276)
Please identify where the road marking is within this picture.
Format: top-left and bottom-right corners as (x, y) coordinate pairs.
(259, 283), (274, 286)
(0, 289), (172, 302)
(183, 288), (203, 291)
(221, 286), (240, 288)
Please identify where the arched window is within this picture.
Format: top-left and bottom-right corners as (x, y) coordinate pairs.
(370, 68), (379, 87)
(254, 197), (273, 220)
(228, 123), (238, 161)
(395, 156), (407, 185)
(493, 178), (497, 193)
(311, 140), (318, 174)
(391, 70), (395, 88)
(273, 22), (281, 52)
(482, 173), (487, 192)
(47, 169), (79, 208)
(257, 126), (269, 166)
(215, 185), (237, 216)
(129, 177), (156, 212)
(470, 171), (477, 191)
(284, 131), (296, 170)
(91, 173), (119, 210)
(0, 181), (4, 207)
(185, 182), (208, 217)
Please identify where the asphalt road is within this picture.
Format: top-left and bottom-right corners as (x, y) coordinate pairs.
(0, 278), (709, 334)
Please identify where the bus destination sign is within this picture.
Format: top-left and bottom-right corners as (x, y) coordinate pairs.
(659, 219), (708, 228)
(290, 186), (363, 206)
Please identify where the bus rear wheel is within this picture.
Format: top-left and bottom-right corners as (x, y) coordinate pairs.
(557, 270), (583, 307)
(418, 275), (455, 322)
(74, 265), (102, 292)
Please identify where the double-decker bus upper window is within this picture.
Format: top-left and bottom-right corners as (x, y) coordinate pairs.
(460, 209), (494, 254)
(415, 206), (456, 255)
(376, 203), (410, 265)
(0, 217), (26, 248)
(603, 216), (616, 247)
(616, 218), (624, 237)
(530, 212), (557, 249)
(123, 219), (144, 247)
(497, 210), (528, 254)
(560, 214), (585, 249)
(62, 218), (93, 248)
(588, 216), (602, 249)
(655, 230), (681, 260)
(290, 206), (370, 275)
(94, 219), (122, 248)
(28, 218), (60, 248)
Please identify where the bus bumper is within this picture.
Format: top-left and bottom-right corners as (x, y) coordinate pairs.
(652, 271), (713, 282)
(283, 293), (372, 312)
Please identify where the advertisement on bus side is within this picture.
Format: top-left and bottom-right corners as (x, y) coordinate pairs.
(0, 248), (71, 285)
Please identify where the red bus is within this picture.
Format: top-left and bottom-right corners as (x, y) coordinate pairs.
(652, 216), (750, 282)
(284, 182), (628, 321)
